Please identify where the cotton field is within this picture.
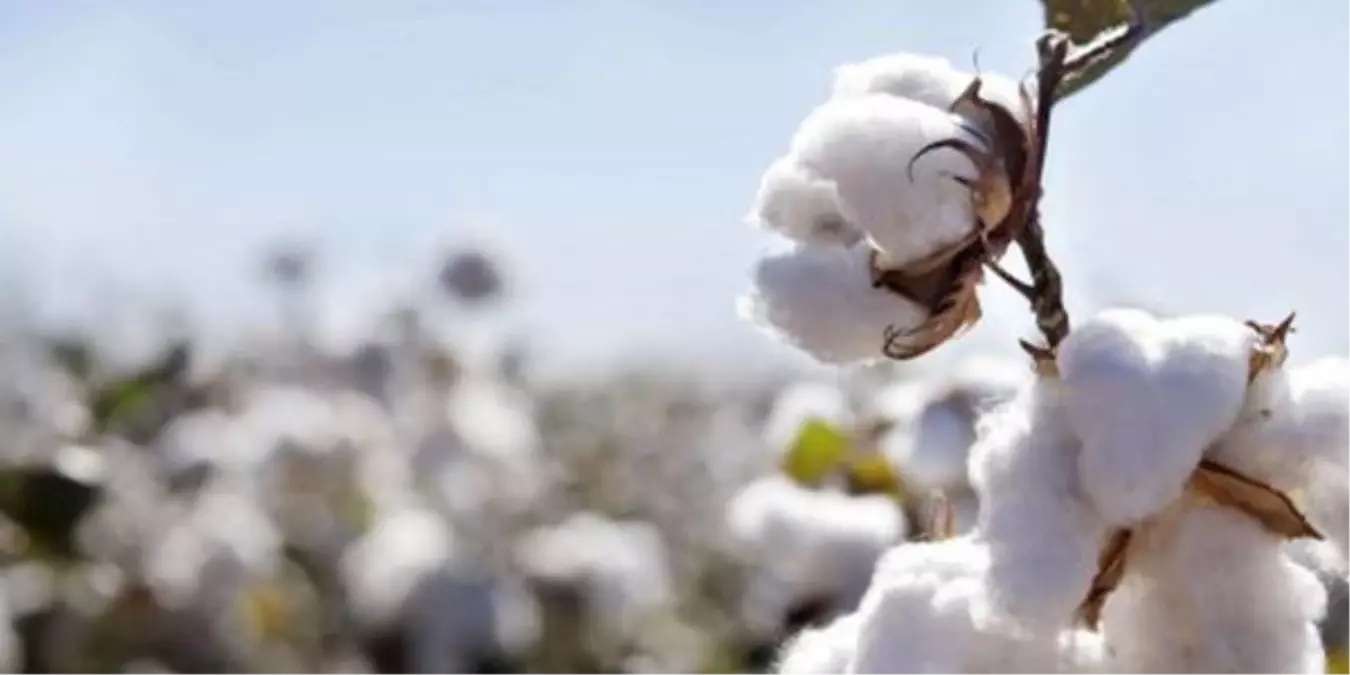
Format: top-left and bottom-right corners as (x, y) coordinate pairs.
(0, 251), (1147, 673)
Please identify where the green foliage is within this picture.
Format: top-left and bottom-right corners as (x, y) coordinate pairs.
(87, 341), (194, 443)
(779, 418), (851, 486)
(1041, 0), (1228, 99)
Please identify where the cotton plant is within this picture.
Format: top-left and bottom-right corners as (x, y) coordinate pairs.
(724, 473), (906, 644)
(739, 46), (1034, 364)
(866, 356), (1027, 535)
(740, 6), (1346, 672)
(515, 510), (685, 669)
(339, 503), (539, 673)
(718, 379), (910, 648)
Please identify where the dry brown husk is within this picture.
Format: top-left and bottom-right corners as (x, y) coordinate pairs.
(871, 77), (1038, 361)
(1075, 461), (1322, 629)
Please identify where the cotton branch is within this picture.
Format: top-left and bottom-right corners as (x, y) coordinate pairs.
(998, 7), (1148, 361)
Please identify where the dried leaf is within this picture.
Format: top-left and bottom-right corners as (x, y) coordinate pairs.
(927, 492), (956, 541)
(1078, 528), (1132, 629)
(1077, 459), (1320, 628)
(1187, 459), (1322, 539)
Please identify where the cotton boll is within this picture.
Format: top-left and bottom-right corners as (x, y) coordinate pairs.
(848, 536), (1070, 673)
(1287, 538), (1347, 582)
(1303, 468), (1349, 566)
(830, 52), (973, 109)
(748, 158), (862, 247)
(967, 379), (1107, 633)
(1208, 356), (1348, 493)
(725, 476), (905, 637)
(1058, 309), (1257, 525)
(776, 613), (861, 674)
(516, 512), (673, 633)
(445, 377), (541, 462)
(785, 95), (986, 265)
(1097, 505), (1326, 673)
(740, 242), (928, 364)
(339, 507), (455, 629)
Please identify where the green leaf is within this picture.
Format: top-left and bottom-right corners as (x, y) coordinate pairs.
(88, 342), (192, 441)
(779, 417), (852, 486)
(1041, 0), (1229, 99)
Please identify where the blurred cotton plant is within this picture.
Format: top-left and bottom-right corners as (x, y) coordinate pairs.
(740, 3), (1348, 673)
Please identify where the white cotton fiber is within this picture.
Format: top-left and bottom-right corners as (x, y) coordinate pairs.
(339, 507), (454, 629)
(739, 242), (928, 364)
(831, 52), (1032, 128)
(783, 94), (985, 265)
(1207, 355), (1349, 564)
(831, 53), (973, 109)
(967, 379), (1107, 633)
(1097, 504), (1327, 673)
(748, 157), (862, 248)
(847, 536), (1071, 673)
(1057, 309), (1258, 525)
(776, 613), (862, 674)
(726, 476), (904, 636)
(1208, 356), (1349, 491)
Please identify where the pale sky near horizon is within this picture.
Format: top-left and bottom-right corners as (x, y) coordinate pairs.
(0, 0), (1345, 375)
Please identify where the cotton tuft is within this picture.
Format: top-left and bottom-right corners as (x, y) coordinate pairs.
(1057, 309), (1258, 525)
(725, 475), (904, 638)
(739, 242), (928, 364)
(775, 613), (862, 674)
(847, 535), (1075, 673)
(747, 157), (861, 248)
(782, 94), (986, 266)
(967, 379), (1106, 633)
(1096, 504), (1327, 673)
(830, 53), (973, 109)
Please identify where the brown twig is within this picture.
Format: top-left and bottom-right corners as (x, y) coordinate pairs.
(997, 6), (1148, 352)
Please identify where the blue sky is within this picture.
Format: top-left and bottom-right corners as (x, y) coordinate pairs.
(0, 0), (1345, 373)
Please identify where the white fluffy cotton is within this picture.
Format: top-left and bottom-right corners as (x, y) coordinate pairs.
(515, 512), (672, 632)
(830, 53), (973, 109)
(1097, 504), (1328, 673)
(748, 157), (862, 248)
(1057, 309), (1258, 526)
(1208, 356), (1348, 486)
(1209, 355), (1350, 563)
(780, 95), (985, 265)
(968, 379), (1107, 633)
(847, 536), (1076, 673)
(739, 242), (929, 364)
(830, 52), (1032, 128)
(339, 507), (455, 628)
(776, 613), (862, 674)
(726, 475), (904, 637)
